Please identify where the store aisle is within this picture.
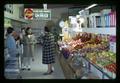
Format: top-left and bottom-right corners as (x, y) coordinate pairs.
(21, 44), (65, 79)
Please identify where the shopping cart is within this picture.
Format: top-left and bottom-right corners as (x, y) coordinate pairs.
(4, 46), (22, 79)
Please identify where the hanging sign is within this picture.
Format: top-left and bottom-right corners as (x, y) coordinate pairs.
(33, 9), (51, 20)
(24, 8), (51, 20)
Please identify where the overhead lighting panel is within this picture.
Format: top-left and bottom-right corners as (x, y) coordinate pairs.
(85, 4), (98, 10)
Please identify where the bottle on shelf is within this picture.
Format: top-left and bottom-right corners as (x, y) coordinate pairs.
(101, 15), (105, 27)
(109, 10), (116, 27)
(109, 35), (116, 53)
(89, 13), (101, 28)
(100, 9), (111, 28)
(113, 11), (116, 27)
(96, 16), (101, 28)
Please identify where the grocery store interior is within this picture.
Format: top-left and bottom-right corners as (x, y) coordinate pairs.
(4, 4), (116, 79)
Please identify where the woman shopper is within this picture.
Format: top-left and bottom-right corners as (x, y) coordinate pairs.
(42, 26), (55, 75)
(22, 27), (36, 70)
(27, 28), (37, 61)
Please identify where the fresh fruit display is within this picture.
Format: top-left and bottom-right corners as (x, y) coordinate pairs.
(85, 51), (116, 68)
(60, 32), (109, 53)
(104, 63), (116, 73)
(96, 58), (113, 68)
(74, 44), (84, 50)
(59, 32), (115, 65)
(58, 32), (116, 79)
(86, 52), (97, 64)
(68, 39), (83, 47)
(97, 51), (116, 63)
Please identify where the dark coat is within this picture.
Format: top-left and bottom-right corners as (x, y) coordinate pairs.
(42, 32), (55, 64)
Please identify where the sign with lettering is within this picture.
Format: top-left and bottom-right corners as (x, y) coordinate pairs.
(24, 8), (51, 20)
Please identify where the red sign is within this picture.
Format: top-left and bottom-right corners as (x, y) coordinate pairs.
(24, 8), (33, 20)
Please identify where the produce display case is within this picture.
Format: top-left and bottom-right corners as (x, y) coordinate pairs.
(58, 32), (116, 79)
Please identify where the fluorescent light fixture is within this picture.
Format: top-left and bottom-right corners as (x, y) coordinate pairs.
(85, 4), (97, 10)
(78, 4), (97, 14)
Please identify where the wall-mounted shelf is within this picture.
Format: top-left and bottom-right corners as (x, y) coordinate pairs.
(4, 15), (28, 24)
(70, 27), (116, 36)
(82, 27), (116, 35)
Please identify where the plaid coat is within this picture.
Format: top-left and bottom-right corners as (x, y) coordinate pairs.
(42, 32), (55, 64)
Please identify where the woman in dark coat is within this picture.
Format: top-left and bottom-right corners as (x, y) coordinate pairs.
(42, 26), (55, 75)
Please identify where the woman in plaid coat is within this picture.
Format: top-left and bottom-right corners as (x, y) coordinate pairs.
(42, 26), (55, 75)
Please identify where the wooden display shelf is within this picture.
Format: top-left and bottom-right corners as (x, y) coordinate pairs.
(58, 53), (75, 79)
(58, 53), (100, 79)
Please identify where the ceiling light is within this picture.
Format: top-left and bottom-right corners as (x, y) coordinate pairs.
(85, 4), (97, 10)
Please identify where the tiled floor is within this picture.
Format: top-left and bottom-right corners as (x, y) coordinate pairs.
(21, 44), (65, 79)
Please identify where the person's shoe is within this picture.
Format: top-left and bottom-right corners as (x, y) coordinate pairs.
(21, 65), (27, 70)
(52, 67), (54, 71)
(43, 70), (53, 75)
(27, 65), (31, 70)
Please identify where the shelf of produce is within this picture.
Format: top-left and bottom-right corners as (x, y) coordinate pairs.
(83, 57), (113, 79)
(81, 28), (116, 35)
